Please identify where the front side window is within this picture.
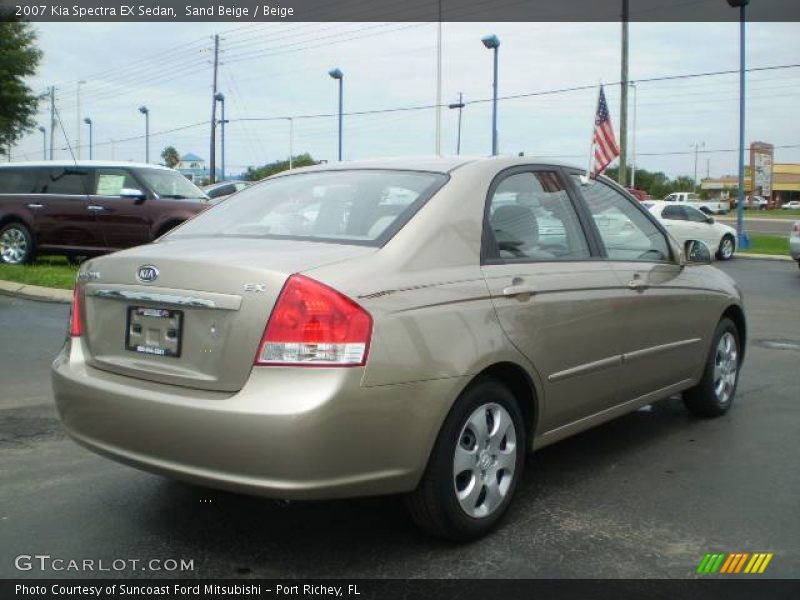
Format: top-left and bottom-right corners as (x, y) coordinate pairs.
(169, 169), (447, 246)
(136, 169), (207, 200)
(486, 171), (590, 261)
(684, 206), (709, 223)
(574, 176), (671, 262)
(662, 205), (686, 221)
(93, 169), (140, 196)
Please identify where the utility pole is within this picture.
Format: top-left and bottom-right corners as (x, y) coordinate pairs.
(76, 80), (85, 159)
(691, 141), (705, 189)
(49, 87), (56, 160)
(618, 0), (629, 187)
(209, 34), (220, 184)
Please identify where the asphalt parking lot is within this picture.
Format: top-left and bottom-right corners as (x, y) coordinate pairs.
(717, 216), (796, 236)
(1, 258), (798, 579)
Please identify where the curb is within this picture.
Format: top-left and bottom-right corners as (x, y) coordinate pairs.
(0, 280), (72, 304)
(736, 253), (794, 262)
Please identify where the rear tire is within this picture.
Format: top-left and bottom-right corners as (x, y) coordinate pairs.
(684, 318), (741, 418)
(405, 379), (526, 541)
(717, 235), (735, 261)
(0, 222), (35, 265)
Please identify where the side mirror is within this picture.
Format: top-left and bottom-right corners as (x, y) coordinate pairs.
(706, 215), (715, 224)
(683, 240), (712, 265)
(120, 188), (146, 200)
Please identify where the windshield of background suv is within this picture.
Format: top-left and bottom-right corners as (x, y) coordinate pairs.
(167, 169), (448, 245)
(137, 169), (209, 200)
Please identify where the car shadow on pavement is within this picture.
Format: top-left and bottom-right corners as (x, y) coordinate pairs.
(138, 395), (704, 577)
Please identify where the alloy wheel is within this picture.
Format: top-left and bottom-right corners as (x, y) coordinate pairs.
(713, 331), (738, 405)
(0, 227), (28, 265)
(720, 237), (735, 260)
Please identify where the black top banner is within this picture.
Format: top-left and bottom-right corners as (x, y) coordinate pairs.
(1, 0), (799, 22)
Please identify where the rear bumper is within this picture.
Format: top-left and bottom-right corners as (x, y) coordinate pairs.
(52, 339), (462, 500)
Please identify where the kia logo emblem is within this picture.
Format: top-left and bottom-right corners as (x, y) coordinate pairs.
(136, 265), (159, 283)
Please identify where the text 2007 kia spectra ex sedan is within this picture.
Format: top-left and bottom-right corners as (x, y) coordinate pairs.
(53, 156), (746, 540)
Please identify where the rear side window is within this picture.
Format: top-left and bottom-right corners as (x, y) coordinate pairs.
(169, 170), (447, 246)
(0, 168), (42, 193)
(485, 170), (590, 261)
(39, 169), (91, 195)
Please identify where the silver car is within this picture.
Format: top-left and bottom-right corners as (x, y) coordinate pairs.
(52, 157), (746, 540)
(790, 221), (800, 267)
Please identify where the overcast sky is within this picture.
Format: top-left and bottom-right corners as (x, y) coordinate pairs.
(13, 21), (800, 179)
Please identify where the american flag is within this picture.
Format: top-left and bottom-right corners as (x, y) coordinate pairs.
(593, 85), (620, 176)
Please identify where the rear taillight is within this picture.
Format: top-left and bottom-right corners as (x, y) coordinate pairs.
(255, 274), (372, 367)
(69, 286), (82, 337)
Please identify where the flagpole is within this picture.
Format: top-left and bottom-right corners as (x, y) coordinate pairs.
(586, 84), (601, 178)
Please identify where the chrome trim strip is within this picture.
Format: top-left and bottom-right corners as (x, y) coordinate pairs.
(548, 355), (622, 382)
(92, 289), (217, 309)
(622, 338), (702, 363)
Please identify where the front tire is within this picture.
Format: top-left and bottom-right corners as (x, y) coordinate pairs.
(405, 379), (526, 541)
(717, 235), (736, 261)
(0, 222), (35, 265)
(684, 318), (741, 417)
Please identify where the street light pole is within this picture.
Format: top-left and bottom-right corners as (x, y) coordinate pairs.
(83, 118), (93, 160)
(215, 92), (226, 181)
(138, 106), (149, 163)
(328, 68), (344, 161)
(448, 93), (465, 155)
(481, 34), (500, 156)
(728, 0), (749, 248)
(38, 126), (46, 160)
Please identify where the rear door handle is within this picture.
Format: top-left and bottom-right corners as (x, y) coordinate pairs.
(27, 203), (45, 209)
(86, 205), (106, 212)
(502, 284), (538, 297)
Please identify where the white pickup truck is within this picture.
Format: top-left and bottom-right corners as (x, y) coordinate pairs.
(663, 192), (730, 215)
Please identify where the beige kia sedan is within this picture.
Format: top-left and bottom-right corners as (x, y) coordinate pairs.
(53, 157), (745, 540)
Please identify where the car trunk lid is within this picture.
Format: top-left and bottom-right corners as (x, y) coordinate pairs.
(79, 237), (374, 392)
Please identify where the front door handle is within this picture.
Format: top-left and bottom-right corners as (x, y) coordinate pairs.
(627, 277), (648, 291)
(86, 205), (106, 212)
(502, 284), (538, 297)
(27, 203), (45, 209)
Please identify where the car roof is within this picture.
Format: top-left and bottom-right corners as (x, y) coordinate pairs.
(0, 160), (173, 171)
(278, 155), (584, 176)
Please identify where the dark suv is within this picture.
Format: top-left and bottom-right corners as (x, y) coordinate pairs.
(0, 161), (210, 264)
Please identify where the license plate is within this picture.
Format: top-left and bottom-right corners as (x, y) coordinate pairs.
(125, 306), (183, 358)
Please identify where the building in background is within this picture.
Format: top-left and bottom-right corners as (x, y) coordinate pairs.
(702, 163), (800, 206)
(176, 153), (222, 184)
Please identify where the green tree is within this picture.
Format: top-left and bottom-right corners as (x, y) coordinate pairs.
(604, 166), (693, 199)
(245, 153), (318, 181)
(160, 146), (180, 168)
(0, 18), (43, 157)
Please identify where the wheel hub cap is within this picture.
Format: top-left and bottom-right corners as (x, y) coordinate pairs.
(453, 402), (517, 519)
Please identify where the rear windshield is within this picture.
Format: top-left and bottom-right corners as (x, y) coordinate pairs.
(168, 169), (447, 246)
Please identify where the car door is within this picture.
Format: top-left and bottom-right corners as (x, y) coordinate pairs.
(572, 174), (718, 402)
(87, 168), (154, 249)
(481, 167), (626, 432)
(34, 167), (101, 250)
